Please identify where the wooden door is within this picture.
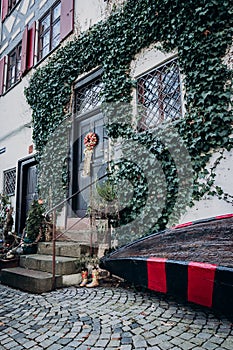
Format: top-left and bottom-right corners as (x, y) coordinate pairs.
(16, 157), (38, 234)
(75, 112), (108, 217)
(24, 165), (37, 215)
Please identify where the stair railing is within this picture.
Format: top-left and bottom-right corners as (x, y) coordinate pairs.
(45, 173), (108, 290)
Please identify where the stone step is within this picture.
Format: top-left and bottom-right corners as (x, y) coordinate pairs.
(59, 230), (98, 244)
(20, 254), (83, 275)
(0, 267), (62, 293)
(37, 241), (91, 257)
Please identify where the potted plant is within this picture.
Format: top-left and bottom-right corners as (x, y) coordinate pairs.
(0, 193), (19, 269)
(23, 199), (46, 254)
(88, 180), (119, 255)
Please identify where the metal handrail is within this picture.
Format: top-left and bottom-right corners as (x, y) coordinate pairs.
(48, 173), (109, 289)
(55, 213), (89, 240)
(45, 173), (108, 217)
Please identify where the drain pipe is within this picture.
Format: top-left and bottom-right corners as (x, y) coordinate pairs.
(52, 209), (56, 290)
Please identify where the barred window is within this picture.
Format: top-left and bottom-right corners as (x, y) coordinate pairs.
(3, 168), (16, 196)
(76, 76), (104, 115)
(137, 58), (183, 130)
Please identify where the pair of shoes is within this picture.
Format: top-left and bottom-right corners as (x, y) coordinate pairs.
(80, 267), (99, 288)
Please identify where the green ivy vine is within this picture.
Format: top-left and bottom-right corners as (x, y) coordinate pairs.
(25, 0), (233, 235)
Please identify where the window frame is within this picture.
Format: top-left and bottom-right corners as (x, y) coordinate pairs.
(3, 168), (16, 197)
(1, 0), (20, 21)
(6, 41), (22, 91)
(75, 69), (104, 117)
(8, 0), (18, 13)
(38, 1), (61, 61)
(137, 58), (183, 131)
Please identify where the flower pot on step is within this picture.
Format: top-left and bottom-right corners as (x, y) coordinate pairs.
(23, 238), (38, 254)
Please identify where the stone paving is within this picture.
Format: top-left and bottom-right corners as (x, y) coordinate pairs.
(0, 283), (232, 350)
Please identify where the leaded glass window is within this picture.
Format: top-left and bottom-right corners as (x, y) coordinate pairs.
(3, 168), (16, 196)
(76, 77), (104, 115)
(137, 58), (183, 130)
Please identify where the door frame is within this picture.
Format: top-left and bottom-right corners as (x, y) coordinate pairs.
(15, 155), (37, 235)
(71, 107), (104, 216)
(69, 67), (104, 217)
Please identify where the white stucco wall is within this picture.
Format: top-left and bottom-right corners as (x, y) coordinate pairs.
(0, 74), (33, 210)
(179, 149), (233, 223)
(74, 0), (126, 34)
(0, 1), (232, 227)
(74, 0), (106, 33)
(130, 45), (233, 224)
(180, 41), (233, 223)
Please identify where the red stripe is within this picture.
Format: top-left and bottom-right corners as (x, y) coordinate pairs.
(173, 222), (193, 229)
(173, 214), (233, 230)
(188, 262), (217, 307)
(215, 213), (233, 220)
(147, 258), (167, 293)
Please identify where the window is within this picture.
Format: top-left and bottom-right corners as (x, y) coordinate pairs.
(6, 42), (22, 90)
(137, 58), (183, 130)
(0, 22), (36, 95)
(1, 0), (19, 20)
(75, 74), (104, 115)
(38, 1), (61, 60)
(8, 0), (18, 12)
(3, 168), (16, 196)
(0, 57), (6, 95)
(0, 0), (74, 95)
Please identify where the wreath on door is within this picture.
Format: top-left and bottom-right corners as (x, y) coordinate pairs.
(82, 132), (98, 177)
(84, 132), (98, 150)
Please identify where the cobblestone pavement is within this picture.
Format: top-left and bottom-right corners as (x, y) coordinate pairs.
(0, 283), (232, 350)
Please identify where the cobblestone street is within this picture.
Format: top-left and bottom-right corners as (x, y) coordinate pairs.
(0, 283), (232, 350)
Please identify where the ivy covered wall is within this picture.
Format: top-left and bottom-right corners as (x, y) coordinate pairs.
(25, 0), (233, 234)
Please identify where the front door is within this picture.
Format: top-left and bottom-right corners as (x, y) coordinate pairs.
(25, 165), (37, 214)
(73, 111), (108, 217)
(15, 157), (38, 234)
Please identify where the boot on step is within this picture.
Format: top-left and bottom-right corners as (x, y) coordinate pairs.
(86, 266), (99, 287)
(80, 268), (88, 287)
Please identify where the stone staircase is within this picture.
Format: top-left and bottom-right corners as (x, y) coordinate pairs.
(0, 241), (93, 293)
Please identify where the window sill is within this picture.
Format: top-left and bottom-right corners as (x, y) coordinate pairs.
(34, 42), (62, 69)
(1, 77), (22, 97)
